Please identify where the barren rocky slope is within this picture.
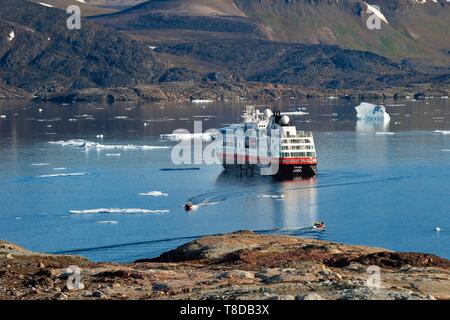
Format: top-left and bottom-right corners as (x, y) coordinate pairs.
(1, 231), (449, 300)
(1, 0), (448, 101)
(0, 0), (166, 97)
(94, 0), (450, 66)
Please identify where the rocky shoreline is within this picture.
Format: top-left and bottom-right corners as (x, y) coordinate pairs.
(1, 81), (449, 103)
(1, 231), (449, 300)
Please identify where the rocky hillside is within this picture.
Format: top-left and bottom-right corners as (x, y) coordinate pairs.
(94, 0), (450, 66)
(156, 39), (433, 89)
(1, 231), (449, 300)
(0, 0), (166, 97)
(0, 0), (448, 101)
(93, 0), (269, 44)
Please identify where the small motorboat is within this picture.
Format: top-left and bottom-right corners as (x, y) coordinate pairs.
(313, 221), (326, 230)
(184, 202), (194, 211)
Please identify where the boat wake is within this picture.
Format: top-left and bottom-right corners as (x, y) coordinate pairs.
(187, 175), (410, 209)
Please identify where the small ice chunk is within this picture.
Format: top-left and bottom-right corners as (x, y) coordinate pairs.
(434, 130), (450, 135)
(139, 191), (168, 197)
(191, 99), (213, 104)
(97, 221), (119, 225)
(160, 133), (217, 142)
(356, 102), (391, 121)
(375, 132), (395, 135)
(434, 227), (443, 232)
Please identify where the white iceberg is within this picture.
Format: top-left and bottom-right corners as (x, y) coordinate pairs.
(355, 102), (391, 121)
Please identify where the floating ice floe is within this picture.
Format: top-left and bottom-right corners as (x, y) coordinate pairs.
(160, 133), (217, 142)
(70, 208), (169, 214)
(97, 221), (119, 225)
(356, 102), (391, 121)
(38, 173), (88, 178)
(0, 115), (6, 119)
(375, 132), (395, 135)
(139, 191), (168, 197)
(434, 227), (443, 232)
(52, 167), (67, 171)
(105, 153), (121, 157)
(31, 163), (50, 166)
(434, 130), (450, 135)
(258, 194), (285, 199)
(191, 99), (213, 104)
(49, 139), (170, 151)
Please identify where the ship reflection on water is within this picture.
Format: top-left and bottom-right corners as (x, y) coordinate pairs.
(215, 172), (319, 236)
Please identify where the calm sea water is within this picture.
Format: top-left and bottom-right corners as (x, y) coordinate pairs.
(0, 98), (449, 262)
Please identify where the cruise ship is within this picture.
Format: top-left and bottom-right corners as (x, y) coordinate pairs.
(217, 106), (317, 178)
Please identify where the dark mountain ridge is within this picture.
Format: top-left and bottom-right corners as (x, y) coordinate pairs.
(0, 0), (166, 96)
(0, 0), (448, 101)
(156, 39), (431, 89)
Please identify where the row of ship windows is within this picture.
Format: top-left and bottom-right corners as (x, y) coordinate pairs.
(282, 139), (312, 144)
(223, 139), (312, 146)
(281, 145), (314, 151)
(280, 152), (316, 158)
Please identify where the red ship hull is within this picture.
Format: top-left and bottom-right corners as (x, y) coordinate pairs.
(218, 152), (318, 178)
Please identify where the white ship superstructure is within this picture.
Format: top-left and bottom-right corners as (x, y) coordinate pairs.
(217, 106), (318, 177)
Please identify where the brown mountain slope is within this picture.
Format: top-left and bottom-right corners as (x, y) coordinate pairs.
(92, 0), (450, 66)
